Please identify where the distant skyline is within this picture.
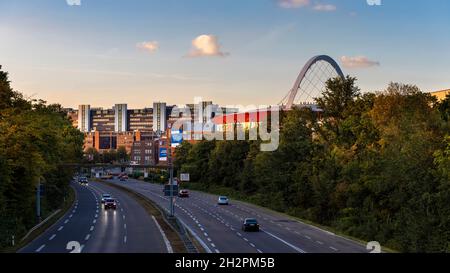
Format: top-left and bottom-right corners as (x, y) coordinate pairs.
(1, 0), (450, 108)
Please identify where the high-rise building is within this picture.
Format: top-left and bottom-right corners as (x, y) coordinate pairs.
(153, 102), (167, 134)
(92, 108), (115, 132)
(78, 105), (91, 132)
(115, 104), (128, 132)
(128, 108), (153, 132)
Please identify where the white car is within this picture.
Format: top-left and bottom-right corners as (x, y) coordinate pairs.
(218, 196), (229, 205)
(101, 194), (112, 204)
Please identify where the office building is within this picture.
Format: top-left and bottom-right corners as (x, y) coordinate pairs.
(114, 104), (128, 132)
(153, 102), (167, 134)
(78, 105), (91, 132)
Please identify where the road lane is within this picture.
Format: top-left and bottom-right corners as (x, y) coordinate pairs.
(20, 180), (168, 253)
(107, 178), (368, 253)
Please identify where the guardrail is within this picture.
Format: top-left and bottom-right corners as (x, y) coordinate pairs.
(21, 209), (61, 242)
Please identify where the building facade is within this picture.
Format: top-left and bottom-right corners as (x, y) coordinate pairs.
(431, 89), (450, 101)
(114, 104), (128, 132)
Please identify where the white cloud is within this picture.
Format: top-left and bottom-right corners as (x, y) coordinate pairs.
(188, 35), (229, 57)
(278, 0), (310, 9)
(313, 4), (337, 12)
(66, 0), (81, 6)
(136, 41), (159, 53)
(340, 56), (380, 69)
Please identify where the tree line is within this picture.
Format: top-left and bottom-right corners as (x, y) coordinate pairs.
(0, 66), (84, 248)
(175, 76), (450, 252)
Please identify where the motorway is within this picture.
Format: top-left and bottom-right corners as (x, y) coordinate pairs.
(19, 180), (168, 253)
(106, 179), (369, 253)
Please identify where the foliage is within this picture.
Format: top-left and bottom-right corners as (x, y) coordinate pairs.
(175, 78), (450, 252)
(0, 66), (84, 248)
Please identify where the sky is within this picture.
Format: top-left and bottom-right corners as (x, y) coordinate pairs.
(0, 0), (449, 109)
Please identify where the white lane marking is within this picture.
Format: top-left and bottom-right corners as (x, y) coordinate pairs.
(204, 232), (208, 237)
(257, 249), (263, 253)
(49, 234), (56, 241)
(85, 234), (90, 241)
(305, 235), (311, 240)
(93, 219), (96, 224)
(124, 224), (127, 229)
(316, 241), (324, 245)
(69, 214), (73, 218)
(243, 238), (249, 242)
(215, 249), (220, 253)
(124, 236), (127, 243)
(72, 210), (76, 213)
(151, 216), (173, 253)
(200, 227), (204, 231)
(250, 243), (255, 247)
(90, 226), (94, 231)
(36, 244), (46, 252)
(64, 219), (69, 224)
(207, 238), (212, 242)
(122, 215), (126, 220)
(57, 226), (64, 231)
(330, 246), (339, 251)
(211, 243), (216, 248)
(262, 230), (306, 253)
(237, 232), (242, 237)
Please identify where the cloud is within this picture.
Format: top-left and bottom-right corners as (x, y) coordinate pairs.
(66, 0), (81, 6)
(188, 35), (229, 57)
(136, 41), (159, 53)
(340, 56), (380, 69)
(313, 4), (337, 12)
(278, 0), (310, 9)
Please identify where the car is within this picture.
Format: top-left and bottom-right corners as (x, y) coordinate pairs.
(242, 218), (260, 232)
(104, 198), (117, 210)
(178, 190), (189, 198)
(120, 175), (128, 181)
(217, 196), (229, 205)
(101, 193), (112, 203)
(78, 177), (88, 186)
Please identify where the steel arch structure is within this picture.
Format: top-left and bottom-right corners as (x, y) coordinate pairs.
(282, 55), (344, 110)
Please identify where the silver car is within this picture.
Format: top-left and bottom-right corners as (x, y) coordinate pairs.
(218, 196), (229, 205)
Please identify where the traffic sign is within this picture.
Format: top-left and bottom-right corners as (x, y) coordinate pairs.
(180, 173), (190, 182)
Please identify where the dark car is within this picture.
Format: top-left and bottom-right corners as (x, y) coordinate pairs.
(178, 190), (189, 198)
(242, 218), (260, 232)
(78, 177), (88, 186)
(104, 198), (117, 210)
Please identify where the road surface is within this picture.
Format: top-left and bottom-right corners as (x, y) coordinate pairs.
(19, 180), (168, 253)
(106, 178), (369, 253)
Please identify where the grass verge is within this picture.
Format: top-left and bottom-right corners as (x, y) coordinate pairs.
(0, 186), (76, 253)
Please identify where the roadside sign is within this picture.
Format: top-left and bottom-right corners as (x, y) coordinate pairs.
(163, 184), (179, 196)
(180, 173), (190, 182)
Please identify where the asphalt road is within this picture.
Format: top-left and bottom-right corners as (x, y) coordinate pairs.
(19, 180), (168, 253)
(106, 178), (369, 253)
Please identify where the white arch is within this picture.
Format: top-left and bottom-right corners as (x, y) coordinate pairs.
(285, 55), (344, 110)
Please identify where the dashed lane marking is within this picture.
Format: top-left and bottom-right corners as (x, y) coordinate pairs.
(36, 245), (45, 252)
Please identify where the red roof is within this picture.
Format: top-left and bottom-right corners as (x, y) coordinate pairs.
(213, 111), (269, 125)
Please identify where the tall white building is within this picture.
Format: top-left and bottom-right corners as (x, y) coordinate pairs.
(153, 102), (167, 134)
(78, 105), (91, 132)
(114, 104), (128, 132)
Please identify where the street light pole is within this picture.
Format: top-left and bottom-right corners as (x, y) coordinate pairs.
(36, 177), (41, 223)
(167, 129), (175, 217)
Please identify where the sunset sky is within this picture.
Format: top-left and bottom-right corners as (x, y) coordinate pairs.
(1, 0), (449, 108)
